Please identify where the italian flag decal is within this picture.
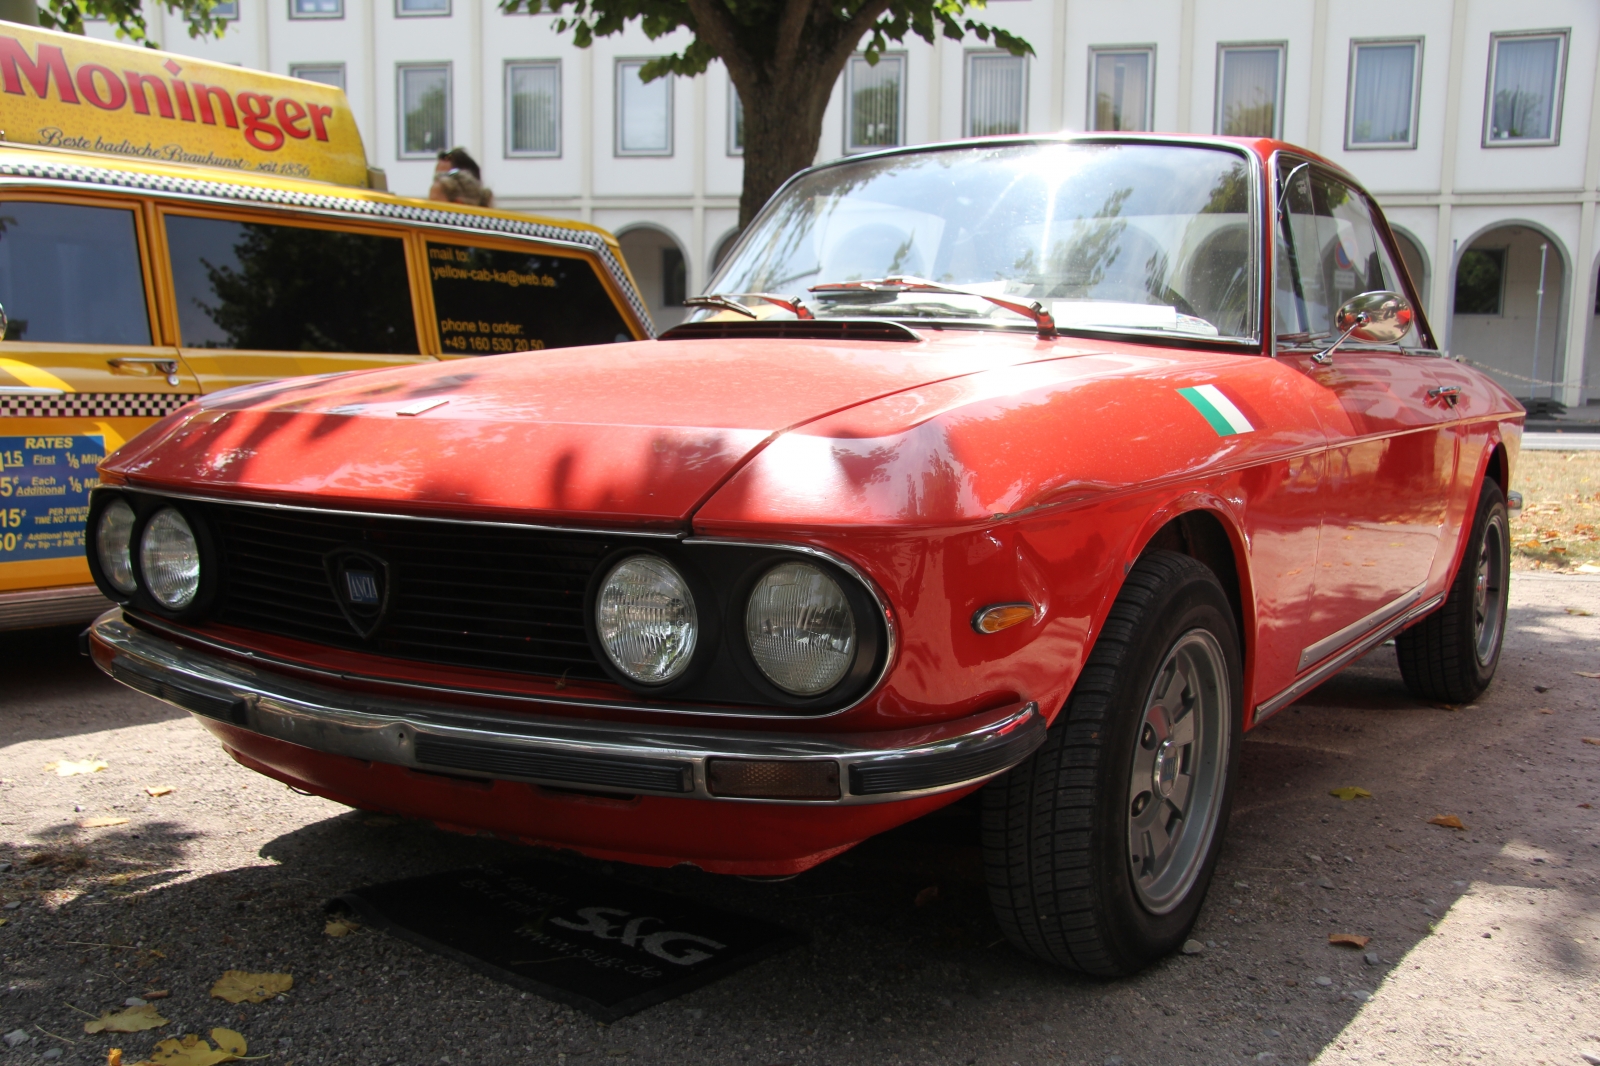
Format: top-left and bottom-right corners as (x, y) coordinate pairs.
(1178, 385), (1255, 436)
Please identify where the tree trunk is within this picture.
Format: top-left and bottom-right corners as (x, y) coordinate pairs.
(0, 0), (41, 25)
(735, 75), (833, 230)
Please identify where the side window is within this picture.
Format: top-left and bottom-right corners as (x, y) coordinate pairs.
(166, 215), (419, 353)
(0, 201), (151, 345)
(1275, 162), (1416, 347)
(425, 242), (633, 354)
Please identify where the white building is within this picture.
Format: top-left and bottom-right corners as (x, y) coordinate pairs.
(95, 0), (1600, 408)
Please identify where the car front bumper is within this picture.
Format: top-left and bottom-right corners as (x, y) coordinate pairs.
(89, 610), (1045, 807)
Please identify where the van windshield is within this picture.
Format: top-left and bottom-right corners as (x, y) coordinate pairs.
(704, 142), (1258, 341)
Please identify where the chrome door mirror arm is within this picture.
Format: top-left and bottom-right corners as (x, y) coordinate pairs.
(1310, 291), (1414, 365)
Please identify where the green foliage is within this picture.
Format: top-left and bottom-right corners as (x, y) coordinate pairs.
(38, 0), (232, 48)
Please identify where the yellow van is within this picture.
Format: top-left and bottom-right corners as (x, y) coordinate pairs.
(0, 24), (652, 631)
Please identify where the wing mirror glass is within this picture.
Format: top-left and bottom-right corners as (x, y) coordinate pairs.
(1313, 290), (1413, 364)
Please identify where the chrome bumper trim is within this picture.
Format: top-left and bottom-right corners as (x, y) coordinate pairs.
(90, 610), (1043, 805)
(0, 584), (113, 632)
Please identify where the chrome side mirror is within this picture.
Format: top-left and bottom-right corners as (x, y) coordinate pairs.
(1313, 290), (1413, 365)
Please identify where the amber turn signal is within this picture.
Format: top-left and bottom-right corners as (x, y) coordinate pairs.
(706, 758), (840, 800)
(972, 603), (1036, 634)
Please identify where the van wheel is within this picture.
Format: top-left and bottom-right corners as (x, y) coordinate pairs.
(1397, 481), (1509, 704)
(981, 550), (1242, 976)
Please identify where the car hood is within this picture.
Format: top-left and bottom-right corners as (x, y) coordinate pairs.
(104, 332), (1075, 527)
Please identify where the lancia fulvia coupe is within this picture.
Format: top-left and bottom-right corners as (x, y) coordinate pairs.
(87, 134), (1521, 976)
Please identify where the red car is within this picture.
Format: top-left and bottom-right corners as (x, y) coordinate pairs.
(86, 134), (1521, 977)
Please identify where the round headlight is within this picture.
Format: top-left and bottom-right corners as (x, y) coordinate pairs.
(95, 498), (138, 595)
(745, 561), (857, 696)
(139, 508), (201, 610)
(595, 555), (698, 684)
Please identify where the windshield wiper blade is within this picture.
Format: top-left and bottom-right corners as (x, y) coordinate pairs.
(808, 276), (1056, 338)
(684, 292), (814, 320)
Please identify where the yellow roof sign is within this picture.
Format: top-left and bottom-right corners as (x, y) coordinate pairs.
(0, 23), (370, 186)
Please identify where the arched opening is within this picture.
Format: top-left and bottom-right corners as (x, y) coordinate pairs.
(710, 228), (742, 277)
(1390, 227), (1430, 311)
(618, 225), (690, 330)
(1451, 223), (1567, 410)
(1585, 256), (1600, 408)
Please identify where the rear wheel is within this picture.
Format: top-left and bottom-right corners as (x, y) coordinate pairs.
(1396, 481), (1509, 703)
(981, 550), (1242, 975)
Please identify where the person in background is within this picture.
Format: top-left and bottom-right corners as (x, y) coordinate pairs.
(429, 147), (494, 207)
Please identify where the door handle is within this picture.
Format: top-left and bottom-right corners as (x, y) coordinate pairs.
(1427, 385), (1461, 407)
(108, 357), (180, 386)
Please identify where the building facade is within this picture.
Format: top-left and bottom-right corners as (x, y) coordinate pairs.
(95, 0), (1600, 406)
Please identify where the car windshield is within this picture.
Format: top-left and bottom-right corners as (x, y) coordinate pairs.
(703, 141), (1258, 341)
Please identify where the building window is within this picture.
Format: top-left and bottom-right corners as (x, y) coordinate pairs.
(846, 54), (904, 153)
(1455, 248), (1506, 315)
(728, 83), (744, 156)
(1345, 39), (1421, 149)
(1088, 47), (1152, 132)
(1483, 30), (1568, 146)
(398, 64), (450, 158)
(290, 0), (341, 18)
(1215, 43), (1284, 138)
(965, 53), (1026, 137)
(290, 63), (346, 89)
(616, 59), (673, 156)
(210, 0), (240, 19)
(397, 0), (449, 16)
(506, 61), (560, 157)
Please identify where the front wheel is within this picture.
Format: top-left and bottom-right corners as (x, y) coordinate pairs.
(981, 550), (1242, 976)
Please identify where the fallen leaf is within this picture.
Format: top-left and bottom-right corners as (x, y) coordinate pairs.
(323, 919), (359, 938)
(45, 759), (108, 777)
(148, 950), (166, 959)
(1584, 738), (1600, 746)
(0, 918), (8, 927)
(913, 886), (939, 908)
(1539, 708), (1554, 714)
(108, 1050), (123, 1066)
(1577, 563), (1600, 574)
(209, 971), (291, 1004)
(109, 873), (131, 886)
(142, 990), (170, 1000)
(1566, 608), (1593, 616)
(144, 787), (174, 798)
(80, 818), (130, 829)
(133, 1029), (254, 1066)
(1328, 933), (1371, 949)
(1428, 814), (1467, 830)
(1577, 672), (1600, 680)
(83, 1004), (168, 1034)
(1577, 803), (1592, 809)
(1329, 787), (1373, 800)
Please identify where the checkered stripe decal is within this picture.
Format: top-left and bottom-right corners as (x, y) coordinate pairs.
(0, 160), (655, 337)
(0, 392), (198, 418)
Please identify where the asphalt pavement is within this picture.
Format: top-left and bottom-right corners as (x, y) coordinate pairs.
(1, 573), (1597, 1066)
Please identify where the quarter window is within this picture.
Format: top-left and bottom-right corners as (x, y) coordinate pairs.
(399, 64), (451, 158)
(426, 242), (633, 352)
(616, 60), (673, 156)
(506, 61), (561, 157)
(1484, 30), (1568, 146)
(846, 54), (904, 153)
(1088, 47), (1152, 132)
(165, 215), (418, 353)
(966, 53), (1026, 137)
(0, 201), (150, 346)
(1346, 39), (1421, 149)
(1216, 43), (1284, 138)
(291, 63), (346, 89)
(1454, 249), (1506, 315)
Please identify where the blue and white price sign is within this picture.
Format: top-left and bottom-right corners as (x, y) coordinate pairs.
(0, 435), (106, 562)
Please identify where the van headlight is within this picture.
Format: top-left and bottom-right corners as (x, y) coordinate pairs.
(95, 498), (138, 595)
(595, 555), (698, 684)
(139, 508), (201, 610)
(745, 561), (856, 695)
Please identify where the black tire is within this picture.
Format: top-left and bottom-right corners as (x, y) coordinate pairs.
(1396, 481), (1509, 703)
(980, 550), (1243, 976)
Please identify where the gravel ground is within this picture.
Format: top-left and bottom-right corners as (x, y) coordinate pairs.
(1, 572), (1597, 1066)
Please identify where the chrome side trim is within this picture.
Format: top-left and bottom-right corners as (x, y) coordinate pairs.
(1254, 591), (1444, 725)
(1296, 582), (1427, 672)
(90, 611), (1041, 806)
(97, 486), (684, 541)
(0, 584), (112, 632)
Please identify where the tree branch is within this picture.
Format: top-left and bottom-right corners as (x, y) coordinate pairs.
(823, 0), (896, 76)
(771, 0), (818, 81)
(680, 0), (753, 84)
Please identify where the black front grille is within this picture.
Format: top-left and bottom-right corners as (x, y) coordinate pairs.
(201, 504), (613, 681)
(414, 735), (692, 793)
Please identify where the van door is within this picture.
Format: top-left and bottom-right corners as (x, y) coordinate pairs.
(0, 195), (197, 600)
(161, 210), (438, 390)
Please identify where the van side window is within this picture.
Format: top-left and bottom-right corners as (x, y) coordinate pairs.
(0, 201), (151, 345)
(426, 241), (633, 354)
(166, 215), (419, 353)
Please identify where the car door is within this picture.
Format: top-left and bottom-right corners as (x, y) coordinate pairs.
(1273, 161), (1456, 668)
(159, 208), (439, 391)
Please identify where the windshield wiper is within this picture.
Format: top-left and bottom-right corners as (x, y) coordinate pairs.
(684, 292), (814, 320)
(808, 276), (1057, 338)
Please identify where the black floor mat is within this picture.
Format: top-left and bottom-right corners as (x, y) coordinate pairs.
(336, 864), (802, 1021)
